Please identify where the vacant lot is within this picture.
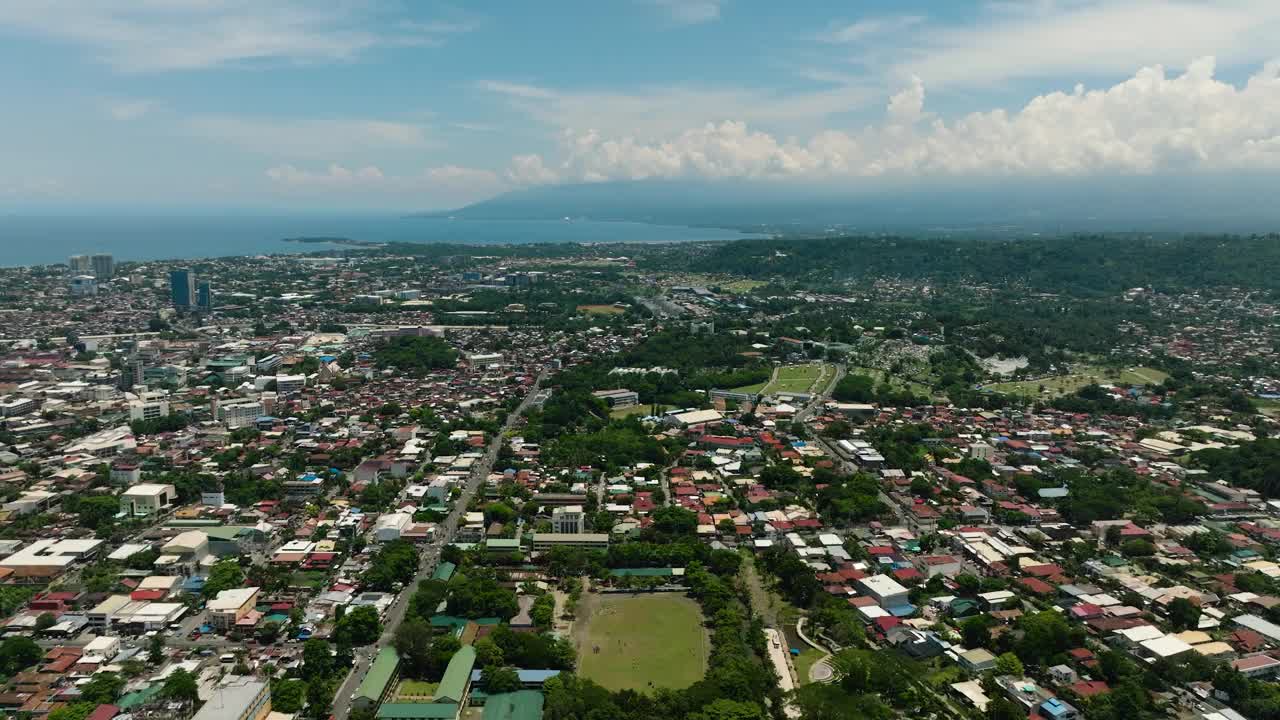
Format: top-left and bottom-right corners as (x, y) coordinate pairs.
(610, 404), (671, 419)
(577, 304), (625, 315)
(576, 593), (708, 692)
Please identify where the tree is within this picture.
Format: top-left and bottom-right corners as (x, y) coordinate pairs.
(161, 668), (200, 703)
(302, 638), (334, 678)
(392, 618), (435, 678)
(987, 696), (1025, 720)
(334, 605), (382, 647)
(258, 620), (283, 644)
(474, 637), (504, 669)
(305, 677), (336, 720)
(148, 633), (165, 664)
(48, 705), (95, 720)
(482, 666), (521, 694)
(689, 699), (767, 720)
(0, 636), (42, 675)
(35, 612), (57, 631)
(994, 652), (1024, 677)
(961, 616), (993, 649)
(202, 559), (246, 598)
(271, 678), (307, 713)
(955, 573), (982, 596)
(1167, 597), (1202, 631)
(79, 672), (125, 705)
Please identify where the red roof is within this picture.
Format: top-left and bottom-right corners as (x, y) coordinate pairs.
(130, 590), (166, 602)
(1070, 681), (1110, 698)
(1017, 577), (1055, 595)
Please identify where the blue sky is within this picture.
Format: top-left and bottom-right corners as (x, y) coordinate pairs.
(1, 0), (1279, 211)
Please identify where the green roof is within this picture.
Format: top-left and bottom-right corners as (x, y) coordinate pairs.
(117, 683), (163, 710)
(483, 691), (544, 720)
(430, 615), (468, 628)
(486, 539), (521, 550)
(436, 645), (476, 704)
(377, 703), (459, 720)
(610, 568), (675, 577)
(432, 562), (457, 582)
(356, 646), (401, 702)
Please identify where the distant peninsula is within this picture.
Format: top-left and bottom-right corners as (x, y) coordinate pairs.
(281, 236), (382, 247)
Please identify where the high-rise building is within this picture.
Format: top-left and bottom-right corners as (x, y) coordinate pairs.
(68, 255), (91, 274)
(197, 281), (213, 310)
(69, 275), (98, 296)
(170, 269), (195, 309)
(90, 254), (115, 280)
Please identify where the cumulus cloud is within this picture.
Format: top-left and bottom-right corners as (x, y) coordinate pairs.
(504, 58), (1280, 184)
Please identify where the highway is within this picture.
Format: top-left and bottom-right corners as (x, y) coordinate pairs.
(331, 370), (547, 720)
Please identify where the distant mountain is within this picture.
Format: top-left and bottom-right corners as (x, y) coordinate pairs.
(423, 175), (1280, 235)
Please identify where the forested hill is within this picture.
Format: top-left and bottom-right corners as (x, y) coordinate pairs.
(673, 234), (1280, 294)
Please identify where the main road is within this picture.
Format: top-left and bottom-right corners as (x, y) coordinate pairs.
(331, 370), (548, 720)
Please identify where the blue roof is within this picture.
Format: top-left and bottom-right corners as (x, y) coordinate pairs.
(886, 604), (917, 617)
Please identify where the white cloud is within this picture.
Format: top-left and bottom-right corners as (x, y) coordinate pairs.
(265, 162), (505, 205)
(847, 0), (1280, 89)
(105, 99), (156, 121)
(479, 79), (874, 140)
(187, 116), (431, 157)
(821, 14), (925, 44)
(0, 1), (475, 72)
(647, 0), (724, 25)
(503, 58), (1280, 184)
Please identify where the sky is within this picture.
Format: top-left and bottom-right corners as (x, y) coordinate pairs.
(2, 0), (1279, 211)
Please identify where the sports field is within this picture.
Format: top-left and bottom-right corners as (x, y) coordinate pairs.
(577, 304), (625, 315)
(576, 593), (708, 692)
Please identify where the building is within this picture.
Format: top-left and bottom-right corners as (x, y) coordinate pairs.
(197, 281), (213, 310)
(128, 398), (171, 422)
(192, 677), (271, 720)
(551, 505), (584, 534)
(208, 587), (260, 630)
(374, 513), (413, 543)
(436, 645), (476, 704)
(274, 374), (306, 395)
(591, 389), (639, 408)
(0, 396), (39, 417)
(531, 533), (609, 551)
(156, 530), (211, 576)
(91, 253), (115, 280)
(219, 400), (264, 429)
(856, 575), (911, 610)
(119, 483), (176, 517)
(1232, 654), (1280, 679)
(170, 269), (196, 309)
(70, 275), (98, 296)
(69, 255), (91, 274)
(0, 538), (104, 579)
(354, 646), (402, 715)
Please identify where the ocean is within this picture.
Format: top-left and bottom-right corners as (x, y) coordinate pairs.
(0, 214), (763, 267)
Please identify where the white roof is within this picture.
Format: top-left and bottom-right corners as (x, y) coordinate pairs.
(1141, 635), (1193, 657)
(860, 574), (909, 597)
(673, 409), (724, 425)
(1117, 625), (1164, 643)
(208, 587), (259, 611)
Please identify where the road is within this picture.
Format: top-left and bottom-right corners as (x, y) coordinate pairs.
(763, 628), (802, 719)
(331, 370), (547, 720)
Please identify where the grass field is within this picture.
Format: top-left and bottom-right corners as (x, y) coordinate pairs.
(577, 594), (708, 692)
(396, 679), (438, 700)
(769, 365), (823, 394)
(987, 365), (1168, 398)
(577, 304), (625, 315)
(609, 404), (672, 419)
(793, 647), (826, 685)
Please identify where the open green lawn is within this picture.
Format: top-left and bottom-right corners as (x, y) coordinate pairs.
(793, 647), (826, 685)
(291, 571), (327, 590)
(610, 404), (671, 419)
(987, 365), (1168, 398)
(396, 679), (438, 700)
(578, 594), (708, 692)
(764, 364), (825, 395)
(729, 381), (770, 394)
